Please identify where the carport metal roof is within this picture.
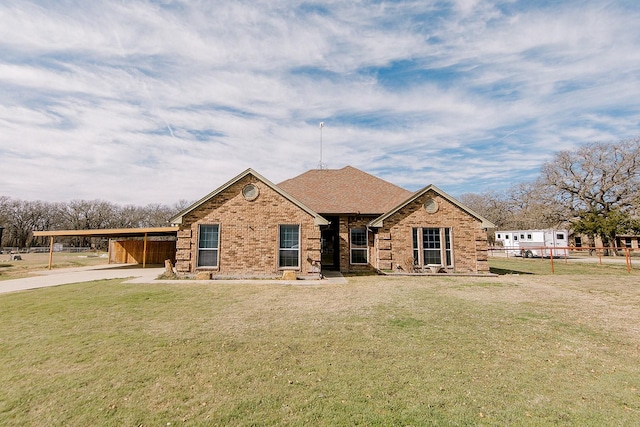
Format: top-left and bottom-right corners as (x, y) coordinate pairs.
(33, 226), (179, 269)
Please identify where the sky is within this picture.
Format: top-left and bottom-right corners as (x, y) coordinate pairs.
(1, 0), (639, 205)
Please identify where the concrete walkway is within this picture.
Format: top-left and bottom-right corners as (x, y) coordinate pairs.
(0, 264), (348, 295)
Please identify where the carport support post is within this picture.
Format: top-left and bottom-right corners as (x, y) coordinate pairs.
(143, 233), (148, 268)
(48, 236), (54, 270)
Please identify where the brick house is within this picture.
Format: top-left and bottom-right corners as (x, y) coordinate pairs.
(170, 166), (494, 277)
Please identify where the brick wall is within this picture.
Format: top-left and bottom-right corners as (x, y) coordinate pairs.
(175, 174), (321, 277)
(337, 215), (377, 274)
(374, 191), (490, 273)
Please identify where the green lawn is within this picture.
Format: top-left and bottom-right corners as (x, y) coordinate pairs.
(1, 265), (639, 426)
(0, 252), (109, 281)
(488, 255), (640, 276)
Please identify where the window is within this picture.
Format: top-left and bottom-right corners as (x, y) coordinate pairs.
(412, 227), (453, 267)
(350, 228), (368, 264)
(444, 228), (452, 266)
(279, 225), (300, 268)
(513, 235), (518, 241)
(527, 234), (532, 240)
(197, 224), (219, 268)
(624, 237), (632, 248)
(423, 228), (442, 264)
(413, 229), (419, 265)
(497, 234), (502, 239)
(556, 233), (565, 240)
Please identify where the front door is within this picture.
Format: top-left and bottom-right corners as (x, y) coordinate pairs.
(321, 221), (340, 270)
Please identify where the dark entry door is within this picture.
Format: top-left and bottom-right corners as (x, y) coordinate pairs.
(321, 225), (340, 270)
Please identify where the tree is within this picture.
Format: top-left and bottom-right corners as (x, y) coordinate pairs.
(0, 199), (56, 248)
(0, 196), (187, 249)
(542, 138), (640, 213)
(541, 138), (640, 246)
(574, 208), (640, 248)
(0, 196), (9, 247)
(459, 181), (568, 231)
(458, 191), (510, 230)
(503, 180), (569, 230)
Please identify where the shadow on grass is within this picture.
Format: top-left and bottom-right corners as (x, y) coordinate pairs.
(490, 267), (535, 275)
(94, 264), (165, 270)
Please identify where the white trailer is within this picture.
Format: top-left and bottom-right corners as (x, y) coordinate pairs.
(495, 229), (569, 258)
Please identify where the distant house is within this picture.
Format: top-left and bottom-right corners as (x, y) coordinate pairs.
(615, 235), (640, 250)
(169, 166), (494, 277)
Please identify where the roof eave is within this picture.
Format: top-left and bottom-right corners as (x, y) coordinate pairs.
(368, 185), (496, 229)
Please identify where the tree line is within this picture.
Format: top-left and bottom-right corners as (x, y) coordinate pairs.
(0, 198), (190, 248)
(461, 137), (640, 247)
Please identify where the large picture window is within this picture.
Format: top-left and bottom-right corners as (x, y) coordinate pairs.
(350, 228), (368, 264)
(279, 224), (300, 268)
(197, 224), (219, 268)
(412, 227), (453, 267)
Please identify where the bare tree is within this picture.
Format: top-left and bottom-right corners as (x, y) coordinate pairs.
(541, 138), (640, 246)
(60, 200), (120, 230)
(140, 203), (178, 227)
(460, 181), (567, 232)
(542, 138), (640, 214)
(114, 204), (149, 228)
(503, 180), (568, 230)
(0, 196), (10, 247)
(459, 191), (511, 229)
(0, 199), (56, 248)
(0, 196), (189, 249)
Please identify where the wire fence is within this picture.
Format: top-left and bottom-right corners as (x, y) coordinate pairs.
(489, 245), (638, 273)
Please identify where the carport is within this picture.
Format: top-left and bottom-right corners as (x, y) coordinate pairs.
(33, 227), (179, 270)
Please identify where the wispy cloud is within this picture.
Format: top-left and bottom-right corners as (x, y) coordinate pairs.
(1, 0), (639, 204)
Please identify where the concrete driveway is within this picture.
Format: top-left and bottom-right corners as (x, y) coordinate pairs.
(0, 264), (163, 295)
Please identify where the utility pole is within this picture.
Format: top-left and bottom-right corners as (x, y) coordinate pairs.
(318, 122), (326, 169)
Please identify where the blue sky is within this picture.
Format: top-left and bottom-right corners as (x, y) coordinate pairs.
(1, 0), (639, 204)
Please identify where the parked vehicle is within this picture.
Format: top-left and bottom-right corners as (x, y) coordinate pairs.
(495, 229), (569, 258)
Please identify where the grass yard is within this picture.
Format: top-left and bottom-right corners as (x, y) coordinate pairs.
(488, 255), (640, 276)
(0, 252), (109, 281)
(1, 262), (639, 426)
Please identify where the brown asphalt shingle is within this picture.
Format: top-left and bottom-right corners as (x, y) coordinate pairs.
(278, 166), (413, 215)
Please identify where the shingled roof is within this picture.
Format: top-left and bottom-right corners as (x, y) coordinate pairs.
(278, 166), (413, 215)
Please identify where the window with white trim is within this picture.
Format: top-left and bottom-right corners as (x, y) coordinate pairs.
(197, 224), (219, 268)
(279, 224), (300, 268)
(350, 228), (368, 264)
(412, 227), (453, 267)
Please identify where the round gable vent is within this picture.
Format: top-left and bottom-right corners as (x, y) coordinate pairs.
(242, 184), (260, 201)
(424, 198), (438, 214)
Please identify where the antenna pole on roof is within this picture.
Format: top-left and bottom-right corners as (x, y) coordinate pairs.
(318, 122), (327, 170)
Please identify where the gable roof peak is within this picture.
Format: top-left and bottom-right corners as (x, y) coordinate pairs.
(169, 168), (329, 226)
(369, 184), (496, 229)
